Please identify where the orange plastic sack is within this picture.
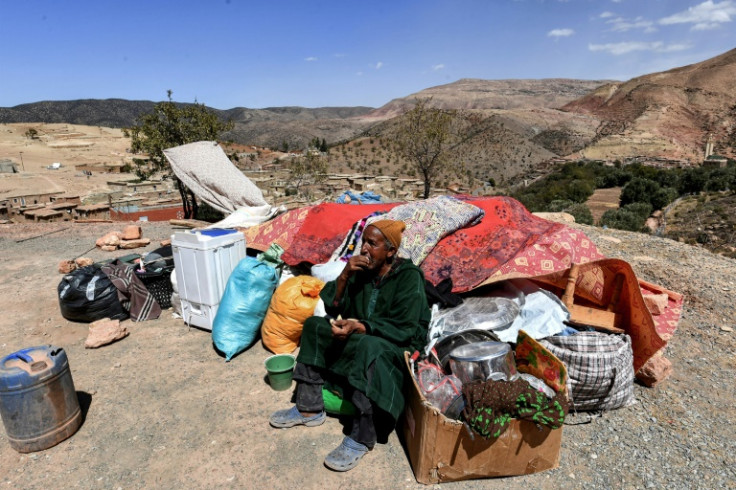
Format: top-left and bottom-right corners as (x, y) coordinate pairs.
(262, 276), (325, 354)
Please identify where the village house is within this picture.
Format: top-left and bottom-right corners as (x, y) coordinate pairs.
(74, 162), (126, 174)
(23, 207), (65, 223)
(75, 203), (111, 220)
(0, 190), (66, 219)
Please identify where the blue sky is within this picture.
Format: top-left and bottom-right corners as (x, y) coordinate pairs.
(1, 0), (734, 109)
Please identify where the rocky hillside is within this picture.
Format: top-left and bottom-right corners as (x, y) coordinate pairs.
(562, 48), (736, 162)
(361, 78), (612, 121)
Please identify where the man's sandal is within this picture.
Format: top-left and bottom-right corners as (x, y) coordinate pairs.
(269, 406), (326, 428)
(324, 436), (370, 472)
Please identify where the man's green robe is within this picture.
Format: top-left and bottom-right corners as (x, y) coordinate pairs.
(297, 259), (430, 420)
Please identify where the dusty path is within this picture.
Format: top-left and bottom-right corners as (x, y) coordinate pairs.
(0, 220), (734, 488)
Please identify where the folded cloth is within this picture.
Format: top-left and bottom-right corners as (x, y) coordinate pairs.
(330, 196), (484, 266)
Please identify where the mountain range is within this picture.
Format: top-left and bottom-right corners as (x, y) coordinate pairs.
(1, 48), (734, 182)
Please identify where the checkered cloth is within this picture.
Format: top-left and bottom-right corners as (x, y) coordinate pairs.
(540, 332), (634, 411)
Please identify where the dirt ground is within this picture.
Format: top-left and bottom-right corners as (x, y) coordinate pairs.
(585, 187), (622, 224)
(1, 217), (735, 489)
(0, 123), (135, 202)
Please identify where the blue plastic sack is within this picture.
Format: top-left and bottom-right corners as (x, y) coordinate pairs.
(212, 257), (279, 361)
(336, 190), (383, 204)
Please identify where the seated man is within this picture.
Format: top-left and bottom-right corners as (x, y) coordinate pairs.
(270, 219), (430, 471)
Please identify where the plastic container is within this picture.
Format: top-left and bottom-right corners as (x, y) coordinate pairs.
(0, 346), (82, 453)
(172, 229), (246, 330)
(264, 354), (296, 391)
(135, 245), (175, 309)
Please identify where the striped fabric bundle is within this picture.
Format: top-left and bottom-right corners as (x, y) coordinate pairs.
(101, 261), (162, 322)
(540, 332), (635, 411)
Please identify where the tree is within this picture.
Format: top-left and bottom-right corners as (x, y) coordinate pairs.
(391, 98), (460, 199)
(287, 152), (327, 198)
(123, 90), (233, 219)
(620, 177), (660, 207)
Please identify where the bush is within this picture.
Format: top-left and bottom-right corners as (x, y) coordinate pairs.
(599, 202), (652, 232)
(620, 177), (660, 207)
(566, 179), (595, 203)
(567, 203), (594, 225)
(546, 199), (575, 212)
(651, 186), (678, 210)
(624, 202), (653, 220)
(599, 208), (647, 232)
(679, 168), (709, 195)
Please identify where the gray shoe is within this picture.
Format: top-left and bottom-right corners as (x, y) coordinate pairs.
(324, 436), (370, 472)
(270, 405), (326, 428)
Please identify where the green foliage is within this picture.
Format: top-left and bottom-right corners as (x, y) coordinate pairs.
(705, 167), (735, 192)
(567, 203), (594, 225)
(599, 202), (652, 232)
(620, 177), (660, 207)
(678, 167), (709, 195)
(547, 199), (575, 212)
(545, 199), (594, 225)
(24, 128), (38, 139)
(595, 168), (630, 188)
(566, 179), (595, 203)
(123, 90), (233, 219)
(624, 202), (654, 220)
(391, 98), (460, 199)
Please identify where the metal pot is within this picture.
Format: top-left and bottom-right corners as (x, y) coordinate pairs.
(449, 341), (518, 384)
(434, 329), (499, 373)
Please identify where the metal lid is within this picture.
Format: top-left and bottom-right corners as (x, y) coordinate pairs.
(449, 341), (510, 362)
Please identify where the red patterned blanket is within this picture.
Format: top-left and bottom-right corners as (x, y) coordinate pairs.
(241, 197), (682, 374)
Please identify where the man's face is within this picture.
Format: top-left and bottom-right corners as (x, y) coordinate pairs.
(360, 225), (395, 271)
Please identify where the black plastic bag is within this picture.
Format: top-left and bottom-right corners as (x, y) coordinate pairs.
(58, 265), (128, 323)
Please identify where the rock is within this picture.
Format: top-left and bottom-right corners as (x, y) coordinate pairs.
(119, 238), (151, 249)
(96, 231), (121, 248)
(720, 326), (733, 332)
(121, 225), (142, 240)
(58, 260), (77, 274)
(100, 245), (118, 252)
(636, 353), (673, 387)
(84, 318), (129, 349)
(643, 293), (669, 315)
(533, 212), (575, 224)
(75, 257), (94, 267)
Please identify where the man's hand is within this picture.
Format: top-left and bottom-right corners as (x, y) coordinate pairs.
(340, 255), (372, 279)
(330, 317), (366, 340)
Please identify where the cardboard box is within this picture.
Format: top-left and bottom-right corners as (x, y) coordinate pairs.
(401, 350), (563, 484)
